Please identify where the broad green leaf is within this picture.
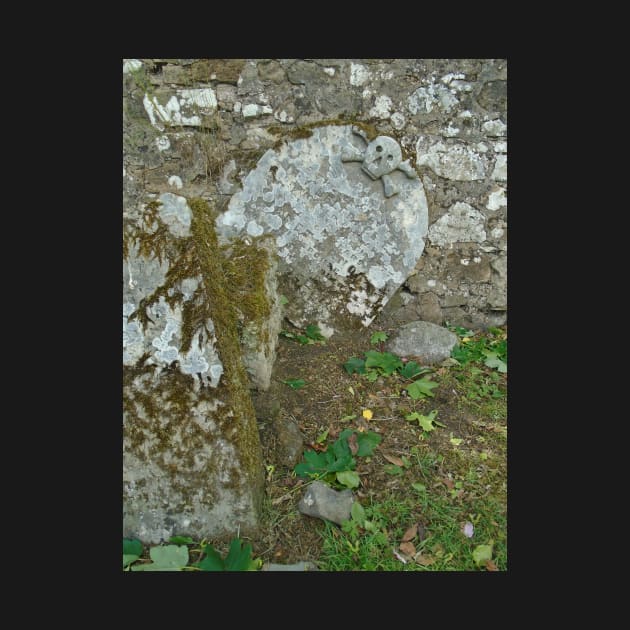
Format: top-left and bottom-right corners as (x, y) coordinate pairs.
(406, 410), (439, 432)
(365, 370), (379, 382)
(482, 350), (507, 373)
(370, 331), (388, 345)
(472, 543), (493, 567)
(399, 361), (430, 379)
(351, 501), (366, 526)
(336, 470), (360, 489)
(123, 554), (140, 568)
(282, 378), (306, 389)
(326, 454), (355, 473)
(316, 428), (329, 444)
(406, 378), (439, 399)
(296, 335), (310, 345)
(411, 482), (426, 493)
(123, 538), (143, 557)
(198, 545), (225, 571)
(450, 436), (463, 446)
(279, 295), (289, 305)
(132, 544), (188, 571)
(365, 350), (403, 375)
(224, 539), (254, 571)
(355, 430), (382, 456)
(169, 535), (194, 545)
(343, 357), (366, 375)
(384, 464), (404, 476)
(340, 414), (356, 422)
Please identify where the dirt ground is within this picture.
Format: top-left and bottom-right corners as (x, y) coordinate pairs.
(247, 320), (507, 566)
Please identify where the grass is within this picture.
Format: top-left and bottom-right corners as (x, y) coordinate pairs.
(125, 324), (507, 572)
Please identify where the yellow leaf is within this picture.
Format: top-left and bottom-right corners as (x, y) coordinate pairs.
(362, 409), (373, 420)
(462, 337), (470, 343)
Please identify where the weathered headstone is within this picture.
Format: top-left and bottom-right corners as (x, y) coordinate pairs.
(216, 124), (429, 333)
(123, 194), (278, 543)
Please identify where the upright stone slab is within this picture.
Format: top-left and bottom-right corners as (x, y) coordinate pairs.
(123, 194), (267, 543)
(216, 125), (429, 332)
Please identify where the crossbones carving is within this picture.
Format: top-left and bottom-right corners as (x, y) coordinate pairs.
(341, 125), (418, 198)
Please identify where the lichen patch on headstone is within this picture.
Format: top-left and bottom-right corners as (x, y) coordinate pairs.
(216, 125), (429, 330)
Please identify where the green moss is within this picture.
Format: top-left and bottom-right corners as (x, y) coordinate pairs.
(124, 197), (267, 522)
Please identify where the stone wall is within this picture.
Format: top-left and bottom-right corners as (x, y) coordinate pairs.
(122, 58), (507, 542)
(123, 58), (507, 331)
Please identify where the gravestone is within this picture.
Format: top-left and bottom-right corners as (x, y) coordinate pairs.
(216, 124), (429, 333)
(123, 194), (276, 543)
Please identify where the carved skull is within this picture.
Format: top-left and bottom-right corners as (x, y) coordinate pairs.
(361, 136), (402, 180)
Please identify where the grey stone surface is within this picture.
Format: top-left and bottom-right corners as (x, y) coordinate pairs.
(123, 195), (266, 543)
(272, 415), (304, 468)
(125, 59), (507, 332)
(298, 481), (355, 525)
(217, 124), (429, 331)
(262, 561), (318, 571)
(386, 321), (458, 364)
(417, 291), (443, 325)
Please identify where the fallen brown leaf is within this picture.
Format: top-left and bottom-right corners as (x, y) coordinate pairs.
(399, 542), (416, 557)
(401, 524), (418, 542)
(347, 432), (359, 455)
(442, 478), (454, 490)
(383, 453), (404, 467)
(415, 554), (436, 566)
(485, 560), (498, 571)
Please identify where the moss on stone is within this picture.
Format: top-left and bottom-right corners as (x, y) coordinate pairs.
(124, 196), (267, 533)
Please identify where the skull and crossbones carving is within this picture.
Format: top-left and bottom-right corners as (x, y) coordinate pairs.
(341, 125), (418, 198)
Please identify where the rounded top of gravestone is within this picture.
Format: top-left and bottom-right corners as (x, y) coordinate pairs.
(217, 124), (429, 330)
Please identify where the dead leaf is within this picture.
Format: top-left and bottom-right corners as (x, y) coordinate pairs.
(442, 478), (454, 490)
(399, 542), (416, 557)
(383, 453), (404, 467)
(392, 548), (408, 564)
(347, 432), (359, 455)
(415, 554), (436, 566)
(401, 524), (418, 542)
(485, 560), (498, 571)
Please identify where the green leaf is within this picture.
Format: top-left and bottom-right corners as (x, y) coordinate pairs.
(398, 361), (430, 379)
(343, 357), (366, 375)
(296, 335), (311, 345)
(411, 482), (426, 493)
(282, 378), (306, 389)
(482, 350), (507, 373)
(132, 545), (189, 571)
(406, 378), (439, 399)
(224, 539), (254, 571)
(169, 535), (194, 545)
(351, 501), (366, 526)
(406, 410), (439, 432)
(279, 295), (289, 305)
(364, 350), (403, 375)
(355, 430), (382, 456)
(305, 324), (325, 341)
(370, 331), (388, 345)
(472, 543), (493, 567)
(123, 554), (140, 568)
(363, 520), (378, 533)
(384, 464), (404, 476)
(123, 538), (143, 557)
(336, 470), (360, 488)
(450, 436), (463, 446)
(365, 370), (379, 382)
(316, 428), (329, 444)
(198, 545), (225, 571)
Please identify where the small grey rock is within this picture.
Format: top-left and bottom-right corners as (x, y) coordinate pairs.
(262, 561), (318, 571)
(273, 415), (304, 468)
(298, 481), (354, 525)
(387, 320), (458, 365)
